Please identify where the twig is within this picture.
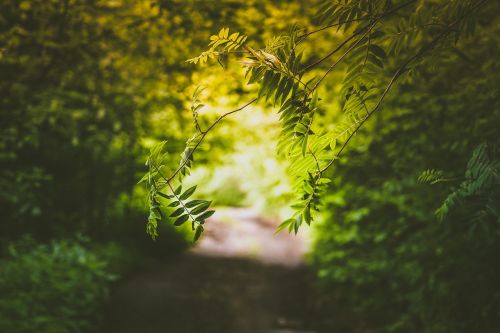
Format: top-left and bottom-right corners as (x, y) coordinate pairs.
(309, 23), (375, 93)
(301, 0), (417, 73)
(318, 0), (488, 175)
(296, 18), (367, 44)
(167, 98), (257, 182)
(301, 30), (362, 73)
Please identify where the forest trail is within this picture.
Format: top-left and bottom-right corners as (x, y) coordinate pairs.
(191, 207), (310, 266)
(100, 208), (327, 333)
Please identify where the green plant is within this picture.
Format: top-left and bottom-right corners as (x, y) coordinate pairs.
(141, 0), (493, 238)
(310, 18), (500, 330)
(419, 143), (500, 228)
(0, 238), (117, 333)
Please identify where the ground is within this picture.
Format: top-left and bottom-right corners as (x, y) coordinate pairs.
(99, 208), (337, 333)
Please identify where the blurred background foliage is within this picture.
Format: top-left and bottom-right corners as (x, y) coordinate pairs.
(312, 11), (500, 332)
(0, 0), (316, 331)
(0, 0), (498, 333)
(0, 0), (316, 243)
(0, 237), (117, 333)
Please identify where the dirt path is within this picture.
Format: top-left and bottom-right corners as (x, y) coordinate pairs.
(100, 208), (328, 333)
(191, 208), (310, 266)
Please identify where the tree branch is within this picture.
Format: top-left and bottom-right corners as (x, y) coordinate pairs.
(166, 98), (257, 182)
(301, 0), (417, 73)
(319, 0), (488, 174)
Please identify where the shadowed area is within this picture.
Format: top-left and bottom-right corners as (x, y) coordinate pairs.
(99, 208), (325, 333)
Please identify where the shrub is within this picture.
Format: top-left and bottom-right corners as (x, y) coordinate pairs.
(0, 238), (117, 333)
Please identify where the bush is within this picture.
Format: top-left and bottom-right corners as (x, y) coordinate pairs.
(0, 238), (117, 333)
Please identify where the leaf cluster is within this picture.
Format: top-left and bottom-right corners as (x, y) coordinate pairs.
(146, 0), (493, 240)
(139, 141), (213, 242)
(317, 0), (383, 27)
(186, 27), (248, 65)
(435, 143), (500, 222)
(417, 169), (446, 184)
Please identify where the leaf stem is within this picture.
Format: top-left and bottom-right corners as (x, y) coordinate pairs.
(166, 181), (197, 228)
(319, 0), (488, 174)
(167, 98), (257, 182)
(301, 0), (417, 74)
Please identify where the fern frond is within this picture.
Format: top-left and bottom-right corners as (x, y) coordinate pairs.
(186, 27), (248, 65)
(435, 143), (499, 221)
(186, 50), (219, 65)
(140, 140), (213, 242)
(418, 169), (445, 184)
(316, 0), (374, 28)
(191, 86), (205, 133)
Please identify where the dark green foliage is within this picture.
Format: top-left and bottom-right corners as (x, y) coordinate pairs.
(0, 0), (496, 332)
(1, 0), (257, 248)
(171, 1), (499, 332)
(0, 238), (116, 333)
(435, 143), (500, 223)
(312, 10), (500, 330)
(141, 141), (213, 242)
(173, 0), (494, 236)
(0, 0), (181, 242)
(418, 169), (446, 185)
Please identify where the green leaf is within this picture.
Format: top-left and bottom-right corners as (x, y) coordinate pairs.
(369, 30), (385, 39)
(190, 201), (211, 215)
(258, 71), (273, 99)
(157, 191), (174, 199)
(291, 202), (306, 210)
(185, 199), (209, 208)
(147, 218), (158, 240)
(275, 218), (294, 234)
(330, 138), (337, 151)
(179, 185), (197, 200)
(301, 133), (309, 156)
(304, 206), (312, 225)
(195, 210), (216, 221)
(288, 218), (296, 233)
(369, 44), (387, 58)
(174, 214), (189, 226)
(174, 185), (182, 195)
(193, 225), (204, 242)
(155, 207), (164, 219)
(228, 32), (239, 41)
(137, 172), (149, 184)
(294, 214), (302, 234)
(368, 54), (384, 68)
(294, 123), (308, 135)
(168, 201), (180, 207)
(149, 210), (161, 220)
(275, 76), (288, 104)
(311, 90), (319, 109)
(248, 66), (266, 84)
(318, 178), (332, 185)
(169, 207), (184, 217)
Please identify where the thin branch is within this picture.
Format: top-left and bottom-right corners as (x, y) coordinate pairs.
(296, 18), (367, 44)
(304, 149), (323, 211)
(166, 181), (197, 228)
(319, 0), (488, 175)
(167, 98), (257, 182)
(309, 24), (374, 93)
(320, 63), (405, 174)
(301, 0), (417, 73)
(301, 30), (362, 73)
(310, 150), (321, 175)
(273, 66), (314, 94)
(151, 162), (199, 229)
(244, 46), (313, 93)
